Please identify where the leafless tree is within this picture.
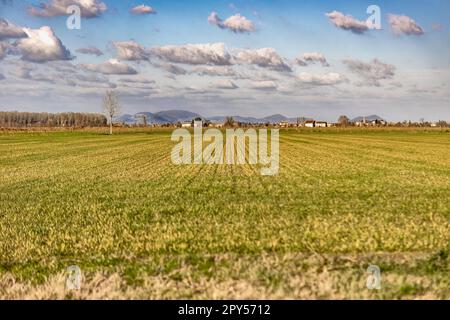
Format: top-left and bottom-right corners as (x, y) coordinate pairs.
(224, 116), (235, 127)
(338, 115), (350, 127)
(0, 111), (106, 128)
(103, 90), (121, 135)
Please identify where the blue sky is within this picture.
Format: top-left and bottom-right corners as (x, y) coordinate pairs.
(0, 0), (449, 121)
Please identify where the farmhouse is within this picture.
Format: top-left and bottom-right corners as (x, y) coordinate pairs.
(279, 121), (289, 128)
(305, 120), (315, 128)
(315, 121), (328, 128)
(181, 122), (192, 128)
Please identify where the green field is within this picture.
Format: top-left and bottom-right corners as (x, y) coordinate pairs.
(0, 128), (449, 299)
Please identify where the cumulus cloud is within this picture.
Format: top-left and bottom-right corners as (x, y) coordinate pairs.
(208, 12), (255, 33)
(131, 4), (156, 15)
(388, 14), (424, 36)
(295, 52), (329, 67)
(297, 72), (346, 85)
(0, 19), (27, 40)
(326, 11), (369, 34)
(214, 79), (238, 89)
(343, 58), (396, 86)
(235, 48), (291, 72)
(113, 41), (150, 61)
(151, 43), (232, 66)
(0, 73), (5, 80)
(28, 0), (107, 18)
(249, 80), (278, 91)
(81, 59), (138, 75)
(76, 46), (103, 56)
(14, 26), (72, 63)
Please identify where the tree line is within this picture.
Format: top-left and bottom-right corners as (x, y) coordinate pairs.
(0, 111), (107, 128)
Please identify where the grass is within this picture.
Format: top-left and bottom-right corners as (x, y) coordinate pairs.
(0, 128), (449, 299)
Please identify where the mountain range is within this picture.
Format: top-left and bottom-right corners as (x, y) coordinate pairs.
(116, 110), (385, 125)
(351, 115), (385, 123)
(117, 110), (302, 125)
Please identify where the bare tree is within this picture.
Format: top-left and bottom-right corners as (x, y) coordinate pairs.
(103, 90), (121, 135)
(338, 115), (350, 127)
(297, 117), (307, 127)
(224, 116), (235, 127)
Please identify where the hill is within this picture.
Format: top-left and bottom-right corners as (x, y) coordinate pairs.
(351, 115), (385, 123)
(117, 110), (201, 125)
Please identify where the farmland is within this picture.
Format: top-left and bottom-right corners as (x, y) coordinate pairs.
(0, 128), (449, 299)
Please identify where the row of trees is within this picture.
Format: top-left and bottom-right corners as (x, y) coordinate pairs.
(0, 91), (120, 133)
(0, 111), (107, 128)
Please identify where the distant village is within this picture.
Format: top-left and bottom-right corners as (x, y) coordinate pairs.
(176, 116), (386, 129)
(123, 112), (449, 129)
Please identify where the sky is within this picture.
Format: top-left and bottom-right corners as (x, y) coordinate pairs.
(0, 0), (449, 121)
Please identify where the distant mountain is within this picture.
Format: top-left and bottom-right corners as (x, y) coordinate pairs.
(209, 114), (299, 124)
(260, 114), (289, 123)
(351, 115), (385, 123)
(116, 110), (201, 125)
(116, 114), (138, 124)
(149, 110), (201, 123)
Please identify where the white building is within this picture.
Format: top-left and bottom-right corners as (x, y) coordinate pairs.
(305, 120), (315, 128)
(315, 121), (328, 128)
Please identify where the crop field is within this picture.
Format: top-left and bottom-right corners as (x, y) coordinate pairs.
(0, 128), (449, 299)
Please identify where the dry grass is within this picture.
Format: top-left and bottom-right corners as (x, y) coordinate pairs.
(1, 253), (448, 300)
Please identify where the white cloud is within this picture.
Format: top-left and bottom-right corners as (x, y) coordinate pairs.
(76, 46), (103, 56)
(113, 41), (150, 61)
(0, 19), (26, 40)
(326, 11), (369, 34)
(14, 26), (72, 62)
(343, 58), (396, 86)
(192, 66), (238, 77)
(81, 59), (137, 75)
(295, 52), (329, 67)
(28, 0), (107, 18)
(388, 14), (424, 36)
(214, 79), (238, 89)
(151, 43), (232, 65)
(131, 4), (156, 15)
(235, 48), (291, 72)
(208, 12), (255, 33)
(297, 72), (346, 85)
